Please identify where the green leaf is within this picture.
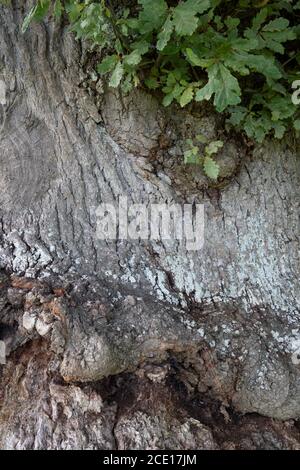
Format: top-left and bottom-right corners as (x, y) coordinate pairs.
(272, 122), (285, 139)
(173, 9), (198, 36)
(131, 40), (150, 55)
(205, 140), (223, 156)
(124, 50), (142, 66)
(66, 1), (85, 24)
(54, 0), (62, 19)
(196, 63), (241, 112)
(261, 28), (296, 54)
(186, 48), (201, 66)
(185, 48), (211, 67)
(225, 17), (240, 31)
(172, 83), (185, 98)
(172, 0), (210, 36)
(203, 156), (220, 179)
(157, 16), (173, 51)
(184, 150), (195, 164)
(262, 18), (289, 32)
(121, 76), (134, 94)
(22, 5), (39, 33)
(22, 1), (51, 33)
(251, 8), (269, 32)
(235, 53), (282, 80)
(196, 134), (208, 144)
(138, 0), (168, 33)
(162, 93), (174, 107)
(228, 106), (248, 126)
(97, 55), (118, 74)
(114, 39), (123, 55)
(145, 76), (160, 89)
(34, 0), (50, 20)
(18, 0), (299, 145)
(293, 119), (300, 131)
(109, 62), (124, 88)
(184, 145), (201, 164)
(266, 95), (295, 120)
(243, 113), (272, 143)
(179, 87), (194, 107)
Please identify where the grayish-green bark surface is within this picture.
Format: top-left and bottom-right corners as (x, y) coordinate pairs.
(0, 2), (299, 449)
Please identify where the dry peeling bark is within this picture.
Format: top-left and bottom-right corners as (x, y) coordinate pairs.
(0, 2), (300, 450)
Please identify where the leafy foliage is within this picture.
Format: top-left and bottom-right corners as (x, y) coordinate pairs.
(184, 135), (223, 179)
(18, 0), (300, 169)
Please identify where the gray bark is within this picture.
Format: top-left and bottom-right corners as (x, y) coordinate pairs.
(0, 2), (300, 450)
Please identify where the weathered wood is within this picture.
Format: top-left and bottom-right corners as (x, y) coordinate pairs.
(0, 2), (299, 449)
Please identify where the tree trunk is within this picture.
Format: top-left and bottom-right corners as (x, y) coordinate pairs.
(0, 2), (300, 450)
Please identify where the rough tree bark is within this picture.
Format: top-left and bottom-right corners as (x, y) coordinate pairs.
(0, 2), (299, 450)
